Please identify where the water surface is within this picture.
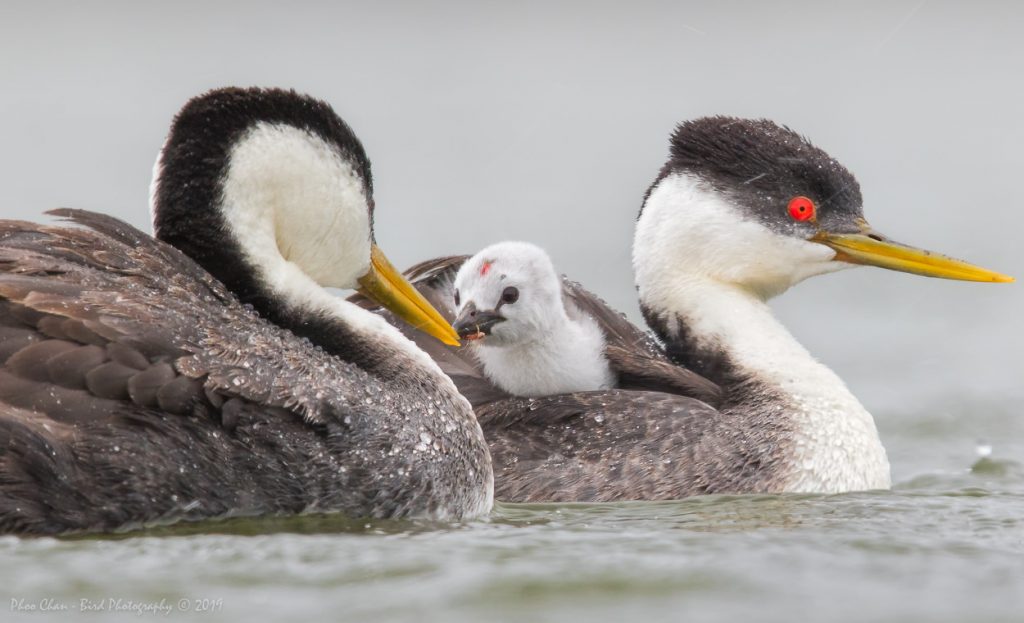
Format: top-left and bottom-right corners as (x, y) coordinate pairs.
(4, 395), (1022, 623)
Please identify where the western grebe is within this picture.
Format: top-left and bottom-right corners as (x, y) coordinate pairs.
(366, 116), (1011, 502)
(0, 87), (493, 534)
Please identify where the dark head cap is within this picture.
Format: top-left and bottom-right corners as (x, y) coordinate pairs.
(650, 116), (864, 236)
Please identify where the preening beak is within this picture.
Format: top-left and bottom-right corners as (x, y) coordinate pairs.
(356, 245), (461, 346)
(813, 225), (1014, 283)
(452, 302), (506, 340)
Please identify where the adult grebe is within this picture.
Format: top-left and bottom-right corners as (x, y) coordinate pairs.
(0, 87), (492, 534)
(364, 117), (1011, 502)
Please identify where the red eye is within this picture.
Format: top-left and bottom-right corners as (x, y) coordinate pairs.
(787, 196), (816, 222)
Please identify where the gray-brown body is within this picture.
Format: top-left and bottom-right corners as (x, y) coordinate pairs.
(353, 256), (793, 502)
(0, 212), (491, 534)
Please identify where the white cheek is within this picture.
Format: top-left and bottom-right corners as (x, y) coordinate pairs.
(635, 172), (851, 300)
(728, 231), (846, 297)
(788, 242), (852, 283)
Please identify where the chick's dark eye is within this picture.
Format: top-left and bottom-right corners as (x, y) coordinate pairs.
(501, 286), (519, 305)
(453, 289), (460, 307)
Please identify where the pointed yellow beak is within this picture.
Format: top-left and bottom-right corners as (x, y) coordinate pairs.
(356, 245), (461, 346)
(813, 227), (1014, 283)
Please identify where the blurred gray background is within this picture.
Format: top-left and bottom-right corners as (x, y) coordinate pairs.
(1, 0), (1020, 417)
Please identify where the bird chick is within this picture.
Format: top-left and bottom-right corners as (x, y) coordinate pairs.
(452, 241), (615, 397)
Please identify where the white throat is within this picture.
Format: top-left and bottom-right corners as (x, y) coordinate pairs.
(634, 172), (891, 493)
(474, 311), (614, 397)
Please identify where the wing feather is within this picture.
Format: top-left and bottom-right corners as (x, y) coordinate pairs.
(0, 210), (374, 426)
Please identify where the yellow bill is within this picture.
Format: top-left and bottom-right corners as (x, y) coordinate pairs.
(813, 230), (1014, 283)
(357, 245), (461, 346)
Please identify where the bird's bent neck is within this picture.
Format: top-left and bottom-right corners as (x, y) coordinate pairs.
(249, 256), (445, 382)
(153, 122), (447, 384)
(641, 276), (891, 493)
(475, 313), (613, 397)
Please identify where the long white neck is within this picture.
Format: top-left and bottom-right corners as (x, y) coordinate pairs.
(652, 278), (890, 492)
(633, 172), (890, 493)
(474, 314), (614, 397)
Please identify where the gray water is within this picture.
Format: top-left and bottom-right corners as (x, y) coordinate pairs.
(2, 2), (1023, 621)
(4, 400), (1024, 623)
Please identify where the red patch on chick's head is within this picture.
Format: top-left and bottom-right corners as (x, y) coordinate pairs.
(480, 261), (493, 277)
